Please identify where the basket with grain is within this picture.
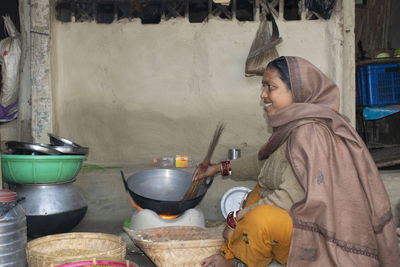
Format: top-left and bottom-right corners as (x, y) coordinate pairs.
(124, 226), (224, 267)
(51, 258), (136, 267)
(27, 232), (126, 267)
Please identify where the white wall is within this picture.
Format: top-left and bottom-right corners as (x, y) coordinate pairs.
(51, 14), (350, 164)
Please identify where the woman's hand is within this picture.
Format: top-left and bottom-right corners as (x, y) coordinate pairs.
(226, 210), (240, 229)
(223, 225), (234, 243)
(192, 163), (221, 181)
(201, 254), (236, 267)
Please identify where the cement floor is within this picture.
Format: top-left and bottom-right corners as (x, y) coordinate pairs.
(70, 162), (400, 266)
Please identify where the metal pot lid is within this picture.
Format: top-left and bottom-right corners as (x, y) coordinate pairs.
(41, 144), (88, 155)
(6, 179), (77, 186)
(48, 133), (82, 147)
(5, 141), (62, 155)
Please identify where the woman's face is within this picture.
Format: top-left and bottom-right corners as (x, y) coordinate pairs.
(260, 68), (293, 117)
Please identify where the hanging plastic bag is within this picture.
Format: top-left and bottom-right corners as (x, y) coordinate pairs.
(0, 16), (21, 123)
(305, 0), (337, 19)
(245, 9), (282, 77)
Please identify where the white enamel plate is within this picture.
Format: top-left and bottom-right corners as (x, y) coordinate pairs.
(220, 186), (251, 218)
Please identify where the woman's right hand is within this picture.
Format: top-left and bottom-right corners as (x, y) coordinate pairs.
(222, 225), (234, 243)
(192, 163), (221, 181)
(201, 254), (236, 267)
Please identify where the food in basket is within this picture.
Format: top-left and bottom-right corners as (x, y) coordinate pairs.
(27, 232), (126, 267)
(124, 226), (224, 267)
(53, 258), (136, 267)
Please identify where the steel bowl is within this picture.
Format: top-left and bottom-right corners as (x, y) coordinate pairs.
(41, 144), (89, 155)
(5, 141), (61, 155)
(48, 133), (82, 147)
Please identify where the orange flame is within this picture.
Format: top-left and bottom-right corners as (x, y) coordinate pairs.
(130, 197), (143, 211)
(158, 214), (179, 220)
(130, 197), (179, 220)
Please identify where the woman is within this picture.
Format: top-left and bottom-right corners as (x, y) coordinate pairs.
(193, 56), (400, 267)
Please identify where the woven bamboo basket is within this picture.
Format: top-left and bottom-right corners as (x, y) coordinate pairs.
(51, 258), (136, 267)
(124, 226), (224, 267)
(27, 232), (126, 267)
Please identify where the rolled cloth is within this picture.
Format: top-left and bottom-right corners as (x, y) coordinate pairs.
(258, 56), (400, 266)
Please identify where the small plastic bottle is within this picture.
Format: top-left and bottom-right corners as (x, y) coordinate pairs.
(153, 155), (194, 168)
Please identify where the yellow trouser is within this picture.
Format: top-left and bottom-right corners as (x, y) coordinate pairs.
(220, 184), (293, 267)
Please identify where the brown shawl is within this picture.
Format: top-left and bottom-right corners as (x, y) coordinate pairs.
(259, 56), (400, 266)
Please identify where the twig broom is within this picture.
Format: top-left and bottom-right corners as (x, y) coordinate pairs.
(182, 122), (225, 200)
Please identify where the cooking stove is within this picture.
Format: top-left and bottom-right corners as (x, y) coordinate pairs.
(129, 207), (205, 231)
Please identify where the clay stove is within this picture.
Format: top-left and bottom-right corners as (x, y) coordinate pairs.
(130, 208), (205, 231)
(129, 199), (205, 230)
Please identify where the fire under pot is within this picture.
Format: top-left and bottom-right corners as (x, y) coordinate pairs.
(121, 169), (212, 230)
(129, 207), (205, 231)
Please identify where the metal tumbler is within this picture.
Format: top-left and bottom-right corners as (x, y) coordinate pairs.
(228, 149), (241, 160)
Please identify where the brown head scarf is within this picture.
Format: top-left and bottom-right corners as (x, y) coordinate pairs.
(259, 56), (400, 266)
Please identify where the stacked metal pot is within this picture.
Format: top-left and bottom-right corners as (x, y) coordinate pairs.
(2, 133), (89, 237)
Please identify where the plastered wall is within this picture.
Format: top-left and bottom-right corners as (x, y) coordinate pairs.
(51, 14), (352, 164)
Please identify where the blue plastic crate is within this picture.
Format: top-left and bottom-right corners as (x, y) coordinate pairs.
(362, 105), (400, 120)
(356, 63), (400, 106)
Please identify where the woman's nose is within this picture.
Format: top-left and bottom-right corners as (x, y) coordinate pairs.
(260, 87), (268, 99)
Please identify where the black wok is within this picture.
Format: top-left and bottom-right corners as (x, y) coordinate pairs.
(120, 169), (213, 215)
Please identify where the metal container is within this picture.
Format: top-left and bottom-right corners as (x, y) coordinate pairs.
(7, 181), (87, 237)
(0, 190), (27, 267)
(121, 169), (213, 215)
(228, 149), (241, 160)
(4, 141), (89, 156)
(48, 133), (83, 147)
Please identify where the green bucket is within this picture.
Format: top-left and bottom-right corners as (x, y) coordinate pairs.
(1, 154), (86, 184)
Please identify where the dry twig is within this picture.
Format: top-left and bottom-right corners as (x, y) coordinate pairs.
(182, 122), (225, 200)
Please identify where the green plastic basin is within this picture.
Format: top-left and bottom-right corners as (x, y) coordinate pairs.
(1, 154), (87, 184)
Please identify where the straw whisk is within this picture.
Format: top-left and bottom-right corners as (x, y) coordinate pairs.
(182, 122), (225, 200)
